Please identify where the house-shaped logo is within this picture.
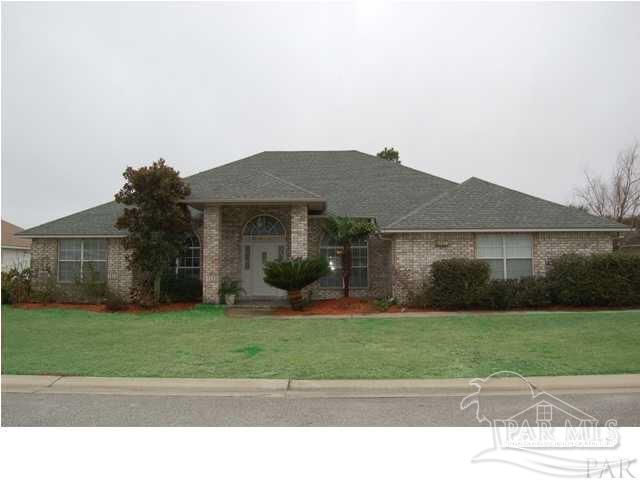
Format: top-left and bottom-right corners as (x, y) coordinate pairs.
(459, 371), (634, 477)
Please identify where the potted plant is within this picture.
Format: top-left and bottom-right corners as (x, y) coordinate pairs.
(219, 277), (245, 305)
(263, 257), (330, 310)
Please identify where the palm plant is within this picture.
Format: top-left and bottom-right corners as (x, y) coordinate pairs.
(323, 215), (377, 297)
(263, 257), (330, 310)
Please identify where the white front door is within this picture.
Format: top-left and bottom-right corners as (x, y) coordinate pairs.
(242, 241), (286, 298)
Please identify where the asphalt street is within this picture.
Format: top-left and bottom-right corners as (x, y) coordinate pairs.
(3, 391), (640, 426)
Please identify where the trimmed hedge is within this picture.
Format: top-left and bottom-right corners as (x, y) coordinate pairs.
(415, 253), (640, 310)
(546, 253), (640, 307)
(429, 259), (490, 309)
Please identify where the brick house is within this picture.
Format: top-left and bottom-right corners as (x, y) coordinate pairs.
(18, 151), (630, 303)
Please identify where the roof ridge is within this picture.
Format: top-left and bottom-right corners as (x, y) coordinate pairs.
(385, 178), (471, 228)
(183, 151), (266, 181)
(351, 150), (460, 188)
(261, 170), (322, 198)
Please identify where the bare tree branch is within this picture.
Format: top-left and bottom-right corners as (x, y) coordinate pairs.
(575, 142), (640, 223)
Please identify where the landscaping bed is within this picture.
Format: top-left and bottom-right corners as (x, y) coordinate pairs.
(13, 302), (197, 314)
(274, 298), (407, 316)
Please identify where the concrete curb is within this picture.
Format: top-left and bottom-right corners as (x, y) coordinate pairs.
(2, 375), (288, 397)
(3, 374), (640, 398)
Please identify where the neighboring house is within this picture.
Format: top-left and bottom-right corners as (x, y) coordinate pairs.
(17, 151), (630, 303)
(618, 231), (640, 255)
(2, 220), (32, 272)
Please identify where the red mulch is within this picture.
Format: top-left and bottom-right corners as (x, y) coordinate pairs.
(272, 298), (639, 316)
(273, 298), (419, 316)
(14, 302), (197, 313)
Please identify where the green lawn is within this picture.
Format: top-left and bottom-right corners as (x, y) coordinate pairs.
(2, 305), (640, 379)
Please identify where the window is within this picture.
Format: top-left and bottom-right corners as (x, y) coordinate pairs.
(58, 239), (107, 282)
(173, 235), (201, 279)
(319, 236), (368, 288)
(243, 215), (285, 239)
(476, 234), (533, 280)
(536, 403), (553, 423)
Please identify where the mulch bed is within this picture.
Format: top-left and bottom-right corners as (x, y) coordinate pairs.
(273, 298), (416, 316)
(14, 302), (198, 313)
(272, 297), (640, 316)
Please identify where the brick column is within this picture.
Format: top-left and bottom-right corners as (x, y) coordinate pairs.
(202, 205), (222, 303)
(30, 238), (58, 290)
(107, 238), (133, 301)
(290, 204), (308, 259)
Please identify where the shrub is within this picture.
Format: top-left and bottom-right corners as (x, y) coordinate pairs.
(263, 257), (330, 309)
(2, 285), (11, 304)
(161, 272), (203, 303)
(479, 279), (519, 310)
(30, 267), (62, 303)
(219, 277), (245, 304)
(546, 252), (640, 307)
(514, 277), (552, 308)
(429, 259), (490, 309)
(104, 289), (127, 311)
(374, 297), (396, 312)
(1, 267), (32, 304)
(73, 265), (107, 303)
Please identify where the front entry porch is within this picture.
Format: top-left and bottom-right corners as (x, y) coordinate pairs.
(200, 203), (309, 304)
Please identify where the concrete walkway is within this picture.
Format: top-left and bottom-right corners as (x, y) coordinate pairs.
(4, 374), (640, 398)
(262, 308), (640, 320)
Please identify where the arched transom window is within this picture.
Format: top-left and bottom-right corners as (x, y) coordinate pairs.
(243, 215), (285, 239)
(172, 234), (201, 278)
(319, 235), (368, 288)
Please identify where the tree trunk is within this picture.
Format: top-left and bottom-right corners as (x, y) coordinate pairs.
(288, 290), (303, 310)
(342, 241), (352, 298)
(153, 273), (162, 305)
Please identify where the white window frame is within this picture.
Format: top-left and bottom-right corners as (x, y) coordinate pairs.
(173, 235), (201, 278)
(319, 235), (368, 289)
(476, 234), (533, 280)
(57, 239), (107, 283)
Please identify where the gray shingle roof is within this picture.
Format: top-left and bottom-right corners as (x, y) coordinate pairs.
(18, 151), (629, 237)
(187, 168), (323, 202)
(185, 151), (457, 227)
(385, 177), (629, 231)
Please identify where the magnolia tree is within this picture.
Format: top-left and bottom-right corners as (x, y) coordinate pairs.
(115, 159), (192, 305)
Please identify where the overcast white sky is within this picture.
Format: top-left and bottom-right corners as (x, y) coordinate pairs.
(2, 1), (639, 228)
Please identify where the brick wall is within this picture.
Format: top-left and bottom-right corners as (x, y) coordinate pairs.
(30, 237), (132, 301)
(202, 205), (222, 303)
(391, 233), (475, 303)
(290, 204), (308, 258)
(390, 231), (616, 304)
(106, 239), (132, 300)
(533, 232), (614, 275)
(30, 238), (58, 289)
